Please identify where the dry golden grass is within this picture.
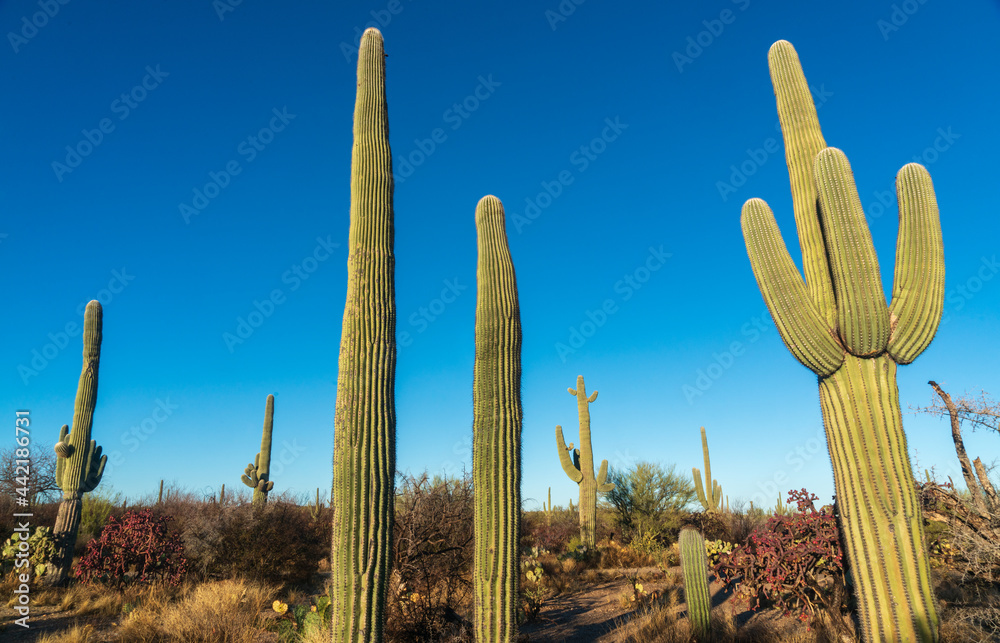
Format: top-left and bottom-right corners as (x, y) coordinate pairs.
(613, 588), (829, 643)
(114, 578), (279, 642)
(34, 623), (101, 643)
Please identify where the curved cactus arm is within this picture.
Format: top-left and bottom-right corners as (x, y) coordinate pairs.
(693, 467), (708, 509)
(596, 459), (615, 493)
(587, 390), (598, 403)
(768, 40), (835, 324)
(55, 425), (70, 489)
(814, 148), (890, 356)
(555, 425), (583, 483)
(887, 164), (944, 364)
(80, 441), (106, 492)
(742, 198), (846, 376)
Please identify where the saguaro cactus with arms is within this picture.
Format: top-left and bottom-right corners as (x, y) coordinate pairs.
(741, 40), (943, 642)
(555, 375), (614, 548)
(46, 300), (107, 586)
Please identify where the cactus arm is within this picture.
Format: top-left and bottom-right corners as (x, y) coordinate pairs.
(596, 459), (615, 493)
(768, 40), (835, 324)
(742, 198), (846, 376)
(555, 425), (583, 483)
(692, 467), (708, 508)
(587, 391), (598, 403)
(887, 165), (944, 364)
(700, 427), (713, 502)
(814, 148), (890, 356)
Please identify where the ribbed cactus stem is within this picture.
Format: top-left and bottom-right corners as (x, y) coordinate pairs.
(555, 375), (615, 548)
(47, 300), (107, 586)
(473, 195), (523, 642)
(545, 487), (552, 527)
(679, 528), (712, 637)
(741, 40), (942, 642)
(331, 27), (396, 643)
(158, 479), (163, 505)
(692, 426), (722, 512)
(219, 483), (225, 504)
(241, 395), (275, 506)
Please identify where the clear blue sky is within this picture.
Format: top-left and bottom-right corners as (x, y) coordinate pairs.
(2, 1), (998, 511)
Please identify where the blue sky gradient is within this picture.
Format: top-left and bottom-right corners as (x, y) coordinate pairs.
(3, 0), (998, 511)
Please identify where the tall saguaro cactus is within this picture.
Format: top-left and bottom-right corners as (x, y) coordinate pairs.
(555, 375), (615, 548)
(332, 27), (397, 643)
(692, 426), (722, 512)
(741, 40), (942, 642)
(241, 394), (274, 506)
(46, 300), (107, 586)
(473, 195), (523, 643)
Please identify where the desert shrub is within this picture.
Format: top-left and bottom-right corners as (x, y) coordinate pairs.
(605, 461), (695, 546)
(601, 538), (657, 569)
(680, 509), (728, 542)
(387, 472), (474, 642)
(524, 507), (578, 553)
(79, 488), (124, 540)
(182, 500), (325, 588)
(714, 489), (849, 628)
(76, 509), (187, 589)
(721, 499), (768, 545)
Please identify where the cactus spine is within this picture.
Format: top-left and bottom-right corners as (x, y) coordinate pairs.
(332, 27), (396, 643)
(47, 300), (108, 586)
(679, 528), (712, 638)
(473, 195), (523, 642)
(241, 394), (275, 506)
(692, 427), (722, 512)
(741, 40), (942, 642)
(555, 375), (615, 548)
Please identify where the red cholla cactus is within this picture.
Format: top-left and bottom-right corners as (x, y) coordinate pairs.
(76, 509), (187, 588)
(714, 489), (846, 621)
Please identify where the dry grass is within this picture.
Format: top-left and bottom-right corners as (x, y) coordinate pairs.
(114, 578), (278, 642)
(34, 623), (102, 643)
(613, 587), (839, 643)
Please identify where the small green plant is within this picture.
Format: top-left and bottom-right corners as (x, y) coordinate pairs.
(80, 488), (123, 537)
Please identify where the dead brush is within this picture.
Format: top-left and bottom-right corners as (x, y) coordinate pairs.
(113, 577), (277, 642)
